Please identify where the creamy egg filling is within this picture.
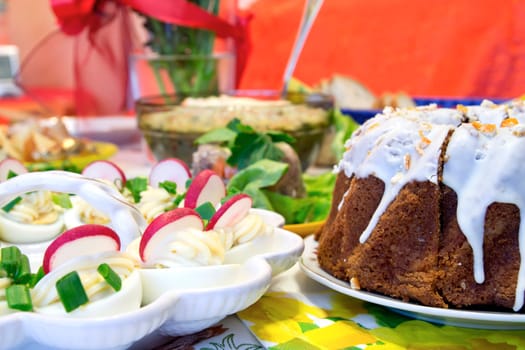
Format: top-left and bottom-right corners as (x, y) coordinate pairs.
(0, 191), (65, 244)
(7, 191), (61, 224)
(148, 228), (225, 268)
(32, 252), (139, 316)
(135, 186), (175, 223)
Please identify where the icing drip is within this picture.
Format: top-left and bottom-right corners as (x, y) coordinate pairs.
(338, 105), (459, 243)
(339, 101), (525, 311)
(443, 122), (525, 311)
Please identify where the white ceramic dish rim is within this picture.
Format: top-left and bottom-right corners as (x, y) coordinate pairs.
(300, 235), (525, 330)
(0, 214), (303, 349)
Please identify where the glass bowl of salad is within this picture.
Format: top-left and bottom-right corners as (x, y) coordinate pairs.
(135, 90), (333, 171)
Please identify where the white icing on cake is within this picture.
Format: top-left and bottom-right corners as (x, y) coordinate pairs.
(338, 101), (525, 311)
(338, 105), (460, 243)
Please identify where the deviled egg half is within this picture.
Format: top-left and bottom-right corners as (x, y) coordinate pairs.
(31, 224), (142, 318)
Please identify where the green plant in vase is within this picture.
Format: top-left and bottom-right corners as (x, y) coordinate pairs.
(143, 0), (221, 96)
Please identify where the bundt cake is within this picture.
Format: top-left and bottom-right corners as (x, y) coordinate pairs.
(316, 100), (525, 312)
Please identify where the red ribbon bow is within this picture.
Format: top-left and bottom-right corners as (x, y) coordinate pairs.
(49, 0), (251, 115)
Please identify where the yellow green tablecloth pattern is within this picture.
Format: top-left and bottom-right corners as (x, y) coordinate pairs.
(238, 290), (525, 350)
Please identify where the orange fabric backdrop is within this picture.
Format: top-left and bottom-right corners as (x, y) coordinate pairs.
(239, 0), (525, 99)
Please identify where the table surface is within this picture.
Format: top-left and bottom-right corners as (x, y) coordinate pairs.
(13, 125), (525, 350)
(108, 141), (525, 350)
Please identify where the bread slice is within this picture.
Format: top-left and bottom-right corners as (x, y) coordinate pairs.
(317, 75), (377, 110)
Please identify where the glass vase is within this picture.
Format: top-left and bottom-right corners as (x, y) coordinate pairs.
(128, 51), (235, 101)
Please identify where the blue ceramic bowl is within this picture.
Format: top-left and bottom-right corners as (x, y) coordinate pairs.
(341, 97), (509, 124)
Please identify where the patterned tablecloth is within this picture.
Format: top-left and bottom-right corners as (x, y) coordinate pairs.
(237, 263), (525, 350)
(120, 145), (525, 350)
(137, 260), (524, 350)
(0, 142), (502, 350)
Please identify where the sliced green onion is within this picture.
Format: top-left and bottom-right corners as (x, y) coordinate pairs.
(6, 170), (18, 180)
(52, 193), (73, 209)
(195, 202), (216, 221)
(15, 254), (31, 284)
(97, 263), (122, 291)
(2, 196), (22, 212)
(0, 246), (21, 277)
(56, 271), (89, 313)
(6, 284), (33, 311)
(29, 266), (45, 288)
(172, 194), (185, 208)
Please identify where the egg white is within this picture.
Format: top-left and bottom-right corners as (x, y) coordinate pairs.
(32, 252), (142, 318)
(0, 212), (65, 244)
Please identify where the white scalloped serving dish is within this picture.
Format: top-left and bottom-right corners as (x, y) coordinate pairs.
(0, 228), (302, 350)
(0, 172), (304, 349)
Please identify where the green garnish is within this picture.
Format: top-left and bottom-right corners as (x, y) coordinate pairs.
(14, 254), (31, 284)
(52, 193), (73, 209)
(195, 116), (353, 225)
(6, 284), (33, 311)
(142, 0), (221, 96)
(0, 247), (41, 311)
(226, 159), (289, 210)
(2, 196), (22, 212)
(196, 118), (295, 171)
(97, 263), (122, 292)
(159, 180), (178, 195)
(195, 202), (216, 222)
(56, 271), (89, 312)
(29, 266), (45, 288)
(332, 109), (360, 160)
(0, 246), (22, 277)
(125, 177), (148, 203)
(6, 170), (18, 179)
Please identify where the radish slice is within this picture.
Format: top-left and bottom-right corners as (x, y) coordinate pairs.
(148, 158), (191, 193)
(206, 194), (253, 230)
(139, 208), (203, 262)
(82, 160), (126, 189)
(184, 170), (225, 209)
(42, 224), (121, 274)
(0, 158), (28, 182)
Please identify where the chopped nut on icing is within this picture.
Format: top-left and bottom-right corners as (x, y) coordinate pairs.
(501, 118), (519, 128)
(418, 130), (431, 148)
(391, 172), (403, 184)
(403, 154), (411, 170)
(512, 126), (525, 137)
(456, 104), (468, 114)
(471, 121), (497, 136)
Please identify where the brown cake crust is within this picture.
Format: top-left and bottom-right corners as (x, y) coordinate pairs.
(316, 103), (525, 312)
(317, 174), (384, 279)
(342, 180), (446, 308)
(438, 185), (521, 310)
(315, 171), (351, 241)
